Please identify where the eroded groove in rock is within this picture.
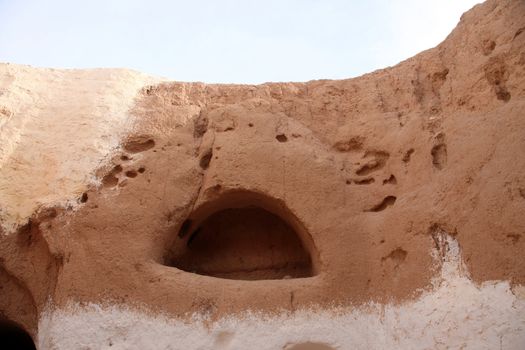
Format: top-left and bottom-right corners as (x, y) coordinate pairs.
(356, 151), (390, 176)
(193, 112), (209, 139)
(365, 196), (397, 212)
(123, 136), (156, 153)
(353, 177), (375, 185)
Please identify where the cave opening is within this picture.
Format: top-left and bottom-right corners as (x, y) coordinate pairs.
(0, 319), (36, 350)
(167, 191), (317, 280)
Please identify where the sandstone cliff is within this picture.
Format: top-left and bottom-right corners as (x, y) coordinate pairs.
(1, 0), (525, 349)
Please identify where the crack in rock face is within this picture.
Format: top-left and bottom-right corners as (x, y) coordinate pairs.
(1, 0), (525, 348)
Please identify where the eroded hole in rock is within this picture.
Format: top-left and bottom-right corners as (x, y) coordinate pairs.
(383, 174), (397, 185)
(79, 192), (88, 203)
(356, 151), (389, 176)
(484, 57), (511, 102)
(482, 39), (496, 56)
(0, 319), (36, 350)
(199, 148), (213, 170)
(123, 136), (155, 153)
(402, 148), (414, 163)
(495, 86), (511, 101)
(284, 342), (336, 350)
(381, 247), (408, 269)
(366, 196), (397, 212)
(354, 177), (375, 185)
(276, 134), (288, 142)
(333, 136), (364, 152)
(102, 174), (118, 187)
(101, 164), (123, 188)
(431, 143), (447, 170)
(168, 195), (316, 280)
(125, 170), (138, 178)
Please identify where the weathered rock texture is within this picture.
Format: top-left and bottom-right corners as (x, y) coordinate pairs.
(1, 0), (525, 349)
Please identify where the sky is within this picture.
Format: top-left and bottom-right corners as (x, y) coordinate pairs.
(0, 0), (481, 84)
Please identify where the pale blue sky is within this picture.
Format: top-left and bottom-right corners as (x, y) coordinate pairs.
(0, 0), (481, 83)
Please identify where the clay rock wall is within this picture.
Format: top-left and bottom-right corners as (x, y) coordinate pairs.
(1, 0), (525, 349)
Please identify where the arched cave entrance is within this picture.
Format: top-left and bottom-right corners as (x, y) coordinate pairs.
(167, 191), (317, 280)
(0, 319), (36, 350)
(0, 265), (38, 350)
